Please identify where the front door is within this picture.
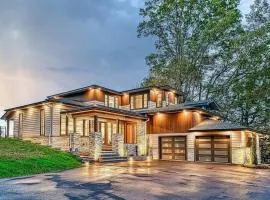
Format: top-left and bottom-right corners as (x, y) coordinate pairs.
(99, 122), (112, 145)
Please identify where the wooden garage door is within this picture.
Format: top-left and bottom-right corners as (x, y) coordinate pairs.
(196, 136), (230, 163)
(160, 136), (186, 160)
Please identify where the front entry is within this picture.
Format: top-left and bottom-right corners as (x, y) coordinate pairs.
(160, 136), (186, 160)
(99, 122), (117, 146)
(195, 136), (230, 163)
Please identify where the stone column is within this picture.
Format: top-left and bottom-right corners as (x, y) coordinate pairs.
(137, 121), (147, 156)
(89, 132), (102, 160)
(112, 133), (124, 156)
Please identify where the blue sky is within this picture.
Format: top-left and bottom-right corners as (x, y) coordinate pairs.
(0, 0), (253, 125)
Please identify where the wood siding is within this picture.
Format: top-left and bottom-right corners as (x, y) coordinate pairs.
(147, 111), (203, 134)
(10, 103), (76, 138)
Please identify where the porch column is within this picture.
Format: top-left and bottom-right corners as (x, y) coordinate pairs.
(117, 119), (120, 133)
(6, 120), (9, 138)
(93, 115), (98, 132)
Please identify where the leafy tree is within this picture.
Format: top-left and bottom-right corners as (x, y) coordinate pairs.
(211, 0), (270, 134)
(138, 0), (242, 102)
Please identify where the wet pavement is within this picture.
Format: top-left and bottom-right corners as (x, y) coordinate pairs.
(0, 161), (269, 200)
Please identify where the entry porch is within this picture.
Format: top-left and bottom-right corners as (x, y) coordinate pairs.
(60, 105), (147, 160)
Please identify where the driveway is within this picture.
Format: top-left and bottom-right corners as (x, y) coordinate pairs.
(0, 161), (269, 200)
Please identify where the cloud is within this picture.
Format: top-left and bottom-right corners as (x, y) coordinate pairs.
(0, 0), (153, 116)
(0, 0), (254, 126)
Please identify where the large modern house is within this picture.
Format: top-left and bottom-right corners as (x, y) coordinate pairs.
(1, 84), (262, 164)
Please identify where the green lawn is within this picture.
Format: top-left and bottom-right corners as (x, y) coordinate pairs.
(0, 138), (82, 178)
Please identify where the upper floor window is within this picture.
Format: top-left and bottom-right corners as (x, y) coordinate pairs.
(156, 93), (163, 107)
(130, 93), (148, 109)
(174, 96), (178, 104)
(105, 94), (119, 108)
(165, 92), (178, 106)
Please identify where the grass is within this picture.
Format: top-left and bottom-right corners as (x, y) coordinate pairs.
(242, 164), (270, 169)
(0, 138), (82, 178)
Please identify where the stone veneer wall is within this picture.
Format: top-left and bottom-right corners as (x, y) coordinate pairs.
(89, 132), (102, 160)
(51, 136), (70, 151)
(124, 144), (137, 156)
(112, 133), (124, 156)
(23, 136), (49, 146)
(137, 121), (147, 156)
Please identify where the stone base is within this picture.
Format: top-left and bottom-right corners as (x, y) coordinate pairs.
(124, 144), (137, 156)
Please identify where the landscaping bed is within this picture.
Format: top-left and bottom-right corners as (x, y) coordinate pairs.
(0, 138), (82, 178)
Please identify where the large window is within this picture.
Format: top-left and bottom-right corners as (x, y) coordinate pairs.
(40, 109), (45, 136)
(156, 92), (163, 107)
(130, 93), (148, 110)
(82, 120), (89, 136)
(105, 94), (119, 108)
(19, 113), (23, 137)
(165, 92), (178, 106)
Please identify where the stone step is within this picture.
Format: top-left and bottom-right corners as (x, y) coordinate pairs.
(79, 156), (95, 163)
(100, 154), (124, 159)
(99, 157), (128, 163)
(101, 151), (115, 154)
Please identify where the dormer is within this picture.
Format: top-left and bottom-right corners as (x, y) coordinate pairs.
(120, 86), (181, 110)
(47, 85), (122, 107)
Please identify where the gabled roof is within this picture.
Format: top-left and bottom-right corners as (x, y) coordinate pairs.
(189, 119), (246, 132)
(47, 84), (122, 98)
(61, 104), (147, 119)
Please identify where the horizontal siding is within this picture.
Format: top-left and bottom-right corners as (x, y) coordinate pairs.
(8, 103), (78, 138)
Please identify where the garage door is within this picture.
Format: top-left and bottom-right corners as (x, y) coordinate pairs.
(160, 136), (186, 160)
(195, 136), (230, 163)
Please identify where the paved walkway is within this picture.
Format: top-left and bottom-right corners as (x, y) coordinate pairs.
(0, 161), (269, 200)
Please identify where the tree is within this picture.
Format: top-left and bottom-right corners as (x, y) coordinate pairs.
(138, 0), (242, 102)
(211, 0), (270, 134)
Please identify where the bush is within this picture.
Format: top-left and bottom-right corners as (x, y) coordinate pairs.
(260, 135), (270, 163)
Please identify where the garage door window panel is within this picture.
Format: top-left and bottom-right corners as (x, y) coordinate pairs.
(196, 136), (230, 163)
(160, 136), (186, 160)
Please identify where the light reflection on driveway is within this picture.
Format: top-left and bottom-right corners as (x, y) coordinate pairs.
(0, 161), (269, 200)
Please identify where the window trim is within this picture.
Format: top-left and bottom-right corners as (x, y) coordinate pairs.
(40, 109), (45, 136)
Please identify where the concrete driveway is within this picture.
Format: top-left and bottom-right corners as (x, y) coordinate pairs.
(0, 161), (269, 200)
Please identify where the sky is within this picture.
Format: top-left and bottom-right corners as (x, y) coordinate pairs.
(0, 0), (253, 125)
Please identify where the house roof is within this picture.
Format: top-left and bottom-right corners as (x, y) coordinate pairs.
(188, 119), (246, 132)
(121, 85), (179, 94)
(50, 98), (87, 107)
(61, 104), (147, 119)
(47, 84), (122, 98)
(137, 100), (220, 116)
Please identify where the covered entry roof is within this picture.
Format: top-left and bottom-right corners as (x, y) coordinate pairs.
(60, 104), (147, 120)
(189, 119), (247, 132)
